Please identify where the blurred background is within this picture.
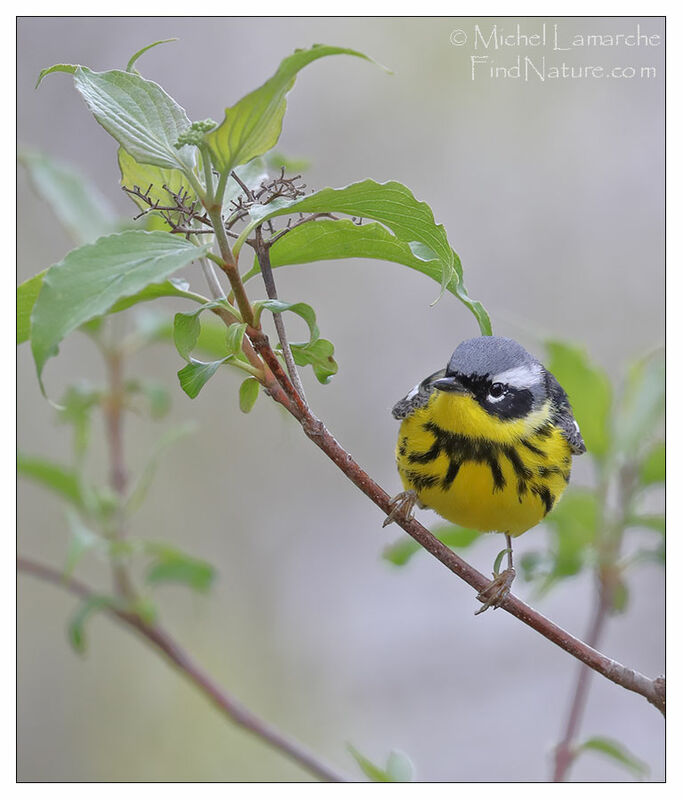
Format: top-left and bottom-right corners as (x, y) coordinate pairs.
(17, 17), (664, 782)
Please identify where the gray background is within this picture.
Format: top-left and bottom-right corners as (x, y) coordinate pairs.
(18, 17), (664, 781)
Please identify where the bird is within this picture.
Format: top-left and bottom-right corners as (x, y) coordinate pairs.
(385, 336), (585, 614)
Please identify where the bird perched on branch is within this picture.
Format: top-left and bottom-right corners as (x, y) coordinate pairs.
(385, 336), (585, 613)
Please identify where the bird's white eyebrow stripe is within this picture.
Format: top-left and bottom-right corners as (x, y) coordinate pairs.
(492, 363), (542, 388)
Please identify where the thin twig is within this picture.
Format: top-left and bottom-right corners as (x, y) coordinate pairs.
(552, 465), (645, 779)
(17, 557), (346, 783)
(230, 170), (256, 202)
(102, 336), (135, 600)
(267, 213), (338, 247)
(553, 581), (610, 781)
(253, 226), (308, 403)
(200, 257), (227, 300)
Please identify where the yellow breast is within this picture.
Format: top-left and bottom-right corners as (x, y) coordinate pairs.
(395, 391), (573, 536)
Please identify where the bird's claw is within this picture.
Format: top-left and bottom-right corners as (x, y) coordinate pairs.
(474, 567), (516, 615)
(383, 490), (418, 528)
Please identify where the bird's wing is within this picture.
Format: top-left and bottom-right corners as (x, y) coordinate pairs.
(546, 371), (586, 455)
(391, 369), (446, 420)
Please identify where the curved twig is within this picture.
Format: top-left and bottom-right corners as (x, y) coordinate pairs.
(17, 556), (347, 783)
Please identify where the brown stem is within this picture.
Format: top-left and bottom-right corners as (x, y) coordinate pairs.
(104, 348), (127, 497)
(206, 205), (255, 328)
(17, 556), (347, 783)
(254, 337), (665, 715)
(103, 344), (134, 600)
(247, 328), (307, 416)
(552, 465), (654, 779)
(253, 225), (307, 403)
(552, 581), (611, 781)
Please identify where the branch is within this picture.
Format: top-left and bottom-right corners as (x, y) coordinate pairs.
(267, 212), (337, 247)
(227, 168), (307, 401)
(552, 578), (611, 780)
(197, 167), (664, 717)
(252, 225), (308, 403)
(253, 339), (666, 715)
(102, 334), (135, 601)
(17, 556), (347, 783)
(552, 467), (652, 779)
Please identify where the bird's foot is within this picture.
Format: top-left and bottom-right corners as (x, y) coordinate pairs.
(474, 567), (516, 615)
(383, 490), (418, 528)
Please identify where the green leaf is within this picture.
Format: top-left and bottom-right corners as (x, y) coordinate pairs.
(578, 736), (649, 780)
(108, 278), (208, 314)
(172, 301), (239, 368)
(253, 298), (319, 339)
(253, 299), (338, 383)
(30, 230), (208, 388)
(189, 317), (231, 359)
(72, 67), (195, 171)
(615, 350), (664, 457)
(126, 38), (178, 73)
(383, 525), (481, 567)
(149, 315), (233, 361)
(347, 745), (412, 782)
(260, 217), (461, 297)
(68, 595), (118, 654)
(20, 150), (117, 244)
(238, 183), (490, 333)
(19, 272), (205, 347)
(205, 45), (379, 173)
(17, 271), (46, 345)
(177, 359), (226, 399)
(239, 377), (260, 413)
(35, 63), (77, 88)
(144, 547), (215, 592)
(545, 341), (612, 460)
(347, 745), (391, 782)
(173, 311), (201, 360)
(287, 339), (338, 384)
(542, 490), (599, 581)
(639, 442), (665, 486)
(18, 453), (84, 508)
(225, 322), (247, 356)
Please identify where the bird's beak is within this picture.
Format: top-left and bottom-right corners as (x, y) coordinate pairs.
(432, 375), (470, 395)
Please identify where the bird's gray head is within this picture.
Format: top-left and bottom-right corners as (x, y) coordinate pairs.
(433, 336), (548, 420)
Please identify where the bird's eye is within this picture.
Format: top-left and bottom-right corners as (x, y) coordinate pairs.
(488, 383), (505, 400)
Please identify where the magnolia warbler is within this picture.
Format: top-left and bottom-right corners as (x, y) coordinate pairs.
(385, 336), (585, 613)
